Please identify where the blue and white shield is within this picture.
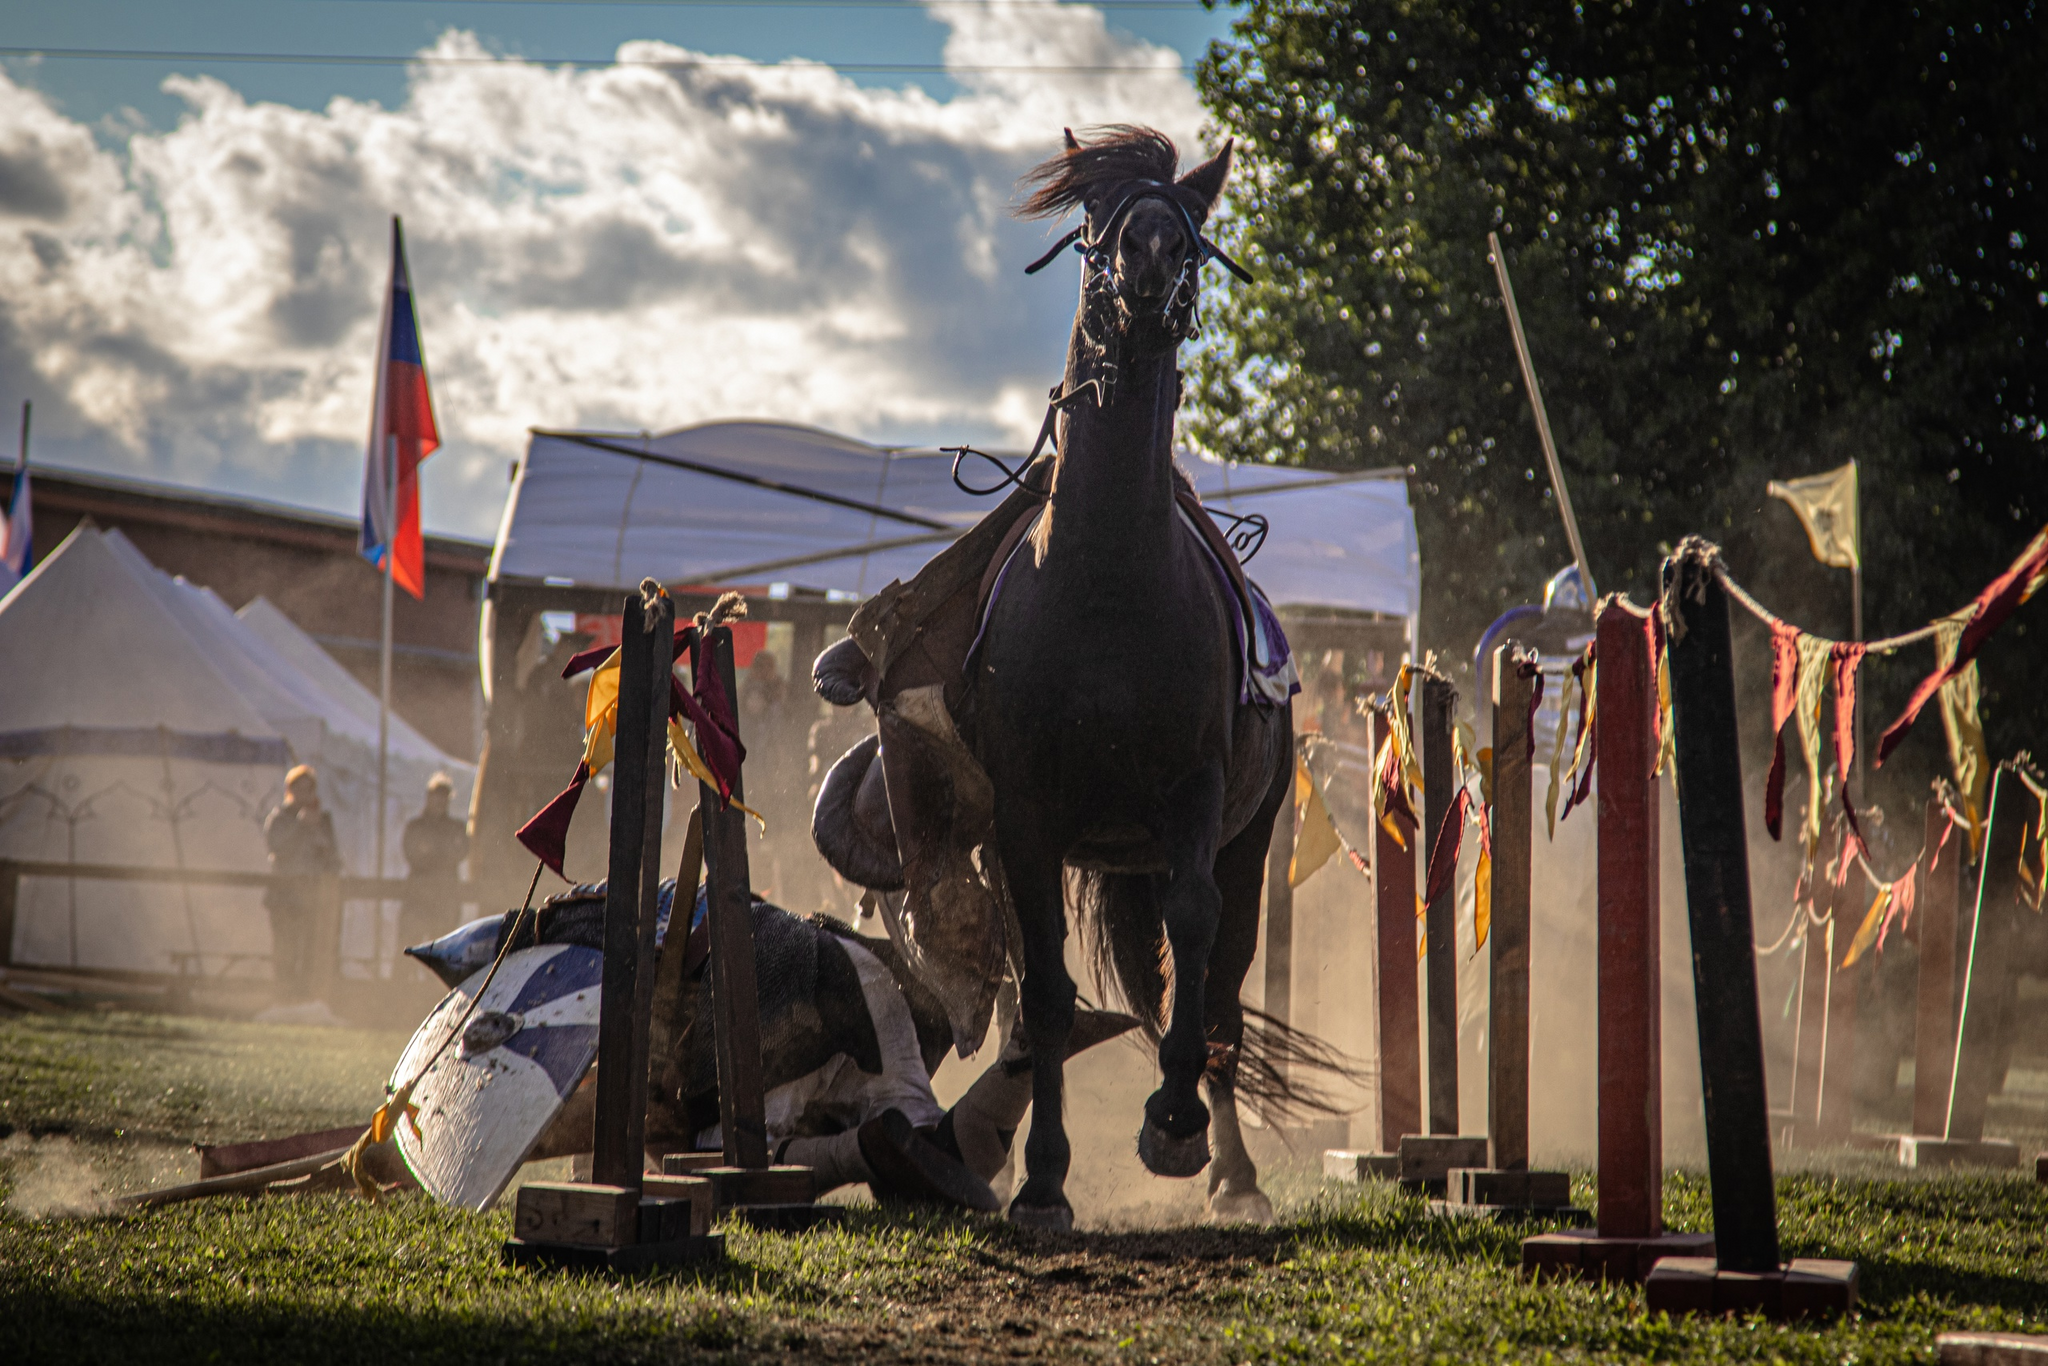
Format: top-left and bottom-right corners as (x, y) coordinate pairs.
(389, 943), (602, 1211)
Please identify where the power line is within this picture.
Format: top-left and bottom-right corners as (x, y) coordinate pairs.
(0, 44), (1197, 74)
(312, 0), (1214, 8)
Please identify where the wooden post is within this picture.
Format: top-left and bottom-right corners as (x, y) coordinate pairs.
(1945, 766), (2027, 1144)
(1421, 673), (1459, 1134)
(0, 861), (20, 968)
(1663, 545), (1780, 1275)
(591, 589), (672, 1193)
(1911, 795), (1961, 1136)
(698, 624), (771, 1170)
(1374, 710), (1423, 1152)
(1595, 599), (1663, 1240)
(1263, 797), (1295, 1030)
(1489, 644), (1535, 1172)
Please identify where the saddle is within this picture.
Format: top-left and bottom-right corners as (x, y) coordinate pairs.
(810, 459), (1275, 1057)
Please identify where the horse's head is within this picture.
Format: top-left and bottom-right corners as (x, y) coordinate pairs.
(1020, 126), (1240, 353)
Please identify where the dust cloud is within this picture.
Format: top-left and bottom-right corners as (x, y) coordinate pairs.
(3, 1133), (111, 1219)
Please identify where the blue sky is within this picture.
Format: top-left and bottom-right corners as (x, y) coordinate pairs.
(0, 1), (1244, 538)
(7, 1), (1235, 137)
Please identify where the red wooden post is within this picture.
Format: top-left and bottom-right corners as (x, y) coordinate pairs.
(1489, 644), (1536, 1173)
(1595, 599), (1661, 1240)
(1910, 795), (1961, 1137)
(1375, 706), (1422, 1152)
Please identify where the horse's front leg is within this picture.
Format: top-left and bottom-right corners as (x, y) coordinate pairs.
(1138, 767), (1226, 1178)
(1203, 743), (1289, 1223)
(1001, 837), (1078, 1229)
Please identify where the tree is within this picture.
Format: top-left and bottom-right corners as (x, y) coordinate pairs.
(1191, 0), (2045, 815)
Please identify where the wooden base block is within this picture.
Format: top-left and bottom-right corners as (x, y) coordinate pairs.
(502, 1233), (725, 1273)
(1895, 1136), (2020, 1170)
(1939, 1331), (2048, 1364)
(701, 1165), (817, 1209)
(1323, 1150), (1400, 1182)
(1522, 1229), (1716, 1283)
(514, 1183), (640, 1248)
(2036, 1154), (2048, 1184)
(729, 1203), (850, 1232)
(1444, 1168), (1572, 1208)
(659, 1152), (725, 1175)
(1396, 1135), (1489, 1195)
(1643, 1256), (1858, 1320)
(641, 1176), (714, 1237)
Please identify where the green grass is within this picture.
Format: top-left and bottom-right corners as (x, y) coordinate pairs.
(5, 1011), (2048, 1363)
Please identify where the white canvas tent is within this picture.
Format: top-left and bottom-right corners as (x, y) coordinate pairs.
(0, 526), (473, 977)
(490, 422), (1419, 618)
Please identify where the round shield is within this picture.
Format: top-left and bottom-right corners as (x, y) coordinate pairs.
(390, 943), (602, 1211)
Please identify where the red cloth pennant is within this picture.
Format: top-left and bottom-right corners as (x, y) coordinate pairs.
(1879, 527), (2048, 765)
(1424, 786), (1471, 908)
(1521, 657), (1544, 764)
(1876, 861), (1918, 956)
(561, 642), (617, 679)
(1763, 620), (1802, 840)
(1560, 643), (1597, 823)
(516, 761), (590, 879)
(1929, 806), (1958, 870)
(1376, 733), (1417, 839)
(1831, 641), (1870, 871)
(676, 629), (748, 800)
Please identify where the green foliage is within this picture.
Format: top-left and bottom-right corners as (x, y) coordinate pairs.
(1190, 0), (2045, 782)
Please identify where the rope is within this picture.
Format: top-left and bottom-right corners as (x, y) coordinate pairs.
(1712, 560), (1946, 652)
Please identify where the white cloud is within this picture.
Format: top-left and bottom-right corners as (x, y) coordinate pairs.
(0, 4), (1214, 539)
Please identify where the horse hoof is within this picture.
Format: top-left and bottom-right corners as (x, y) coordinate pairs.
(1136, 1120), (1211, 1178)
(1008, 1199), (1075, 1232)
(1205, 1184), (1275, 1226)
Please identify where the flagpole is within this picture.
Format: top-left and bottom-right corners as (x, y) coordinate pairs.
(1488, 231), (1596, 600)
(1851, 459), (1864, 804)
(377, 434), (395, 892)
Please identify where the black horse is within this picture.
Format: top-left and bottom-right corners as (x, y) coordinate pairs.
(975, 128), (1295, 1230)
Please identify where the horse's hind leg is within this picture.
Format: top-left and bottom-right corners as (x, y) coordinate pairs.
(1200, 755), (1289, 1223)
(1137, 767), (1226, 1178)
(1002, 843), (1078, 1230)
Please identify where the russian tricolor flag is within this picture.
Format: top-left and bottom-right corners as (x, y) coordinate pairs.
(360, 217), (439, 599)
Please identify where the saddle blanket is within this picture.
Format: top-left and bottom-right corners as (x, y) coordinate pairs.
(970, 505), (1300, 708)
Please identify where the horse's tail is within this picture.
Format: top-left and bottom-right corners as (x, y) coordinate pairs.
(1072, 870), (1371, 1127)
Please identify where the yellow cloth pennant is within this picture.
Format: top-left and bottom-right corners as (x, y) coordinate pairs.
(1289, 752), (1343, 888)
(1934, 617), (1991, 859)
(1545, 664), (1577, 837)
(1474, 849), (1492, 952)
(668, 718), (768, 828)
(1839, 884), (1891, 970)
(1793, 633), (1832, 863)
(1768, 462), (1859, 569)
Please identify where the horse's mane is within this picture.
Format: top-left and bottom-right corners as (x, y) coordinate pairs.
(1019, 125), (1181, 219)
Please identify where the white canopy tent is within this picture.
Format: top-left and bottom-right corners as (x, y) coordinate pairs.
(0, 526), (473, 977)
(489, 422), (1419, 619)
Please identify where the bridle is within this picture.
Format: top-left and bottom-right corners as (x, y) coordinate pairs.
(943, 175), (1257, 501)
(1023, 179), (1253, 350)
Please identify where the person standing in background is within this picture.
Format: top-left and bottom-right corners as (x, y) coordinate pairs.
(264, 765), (341, 994)
(401, 772), (469, 950)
